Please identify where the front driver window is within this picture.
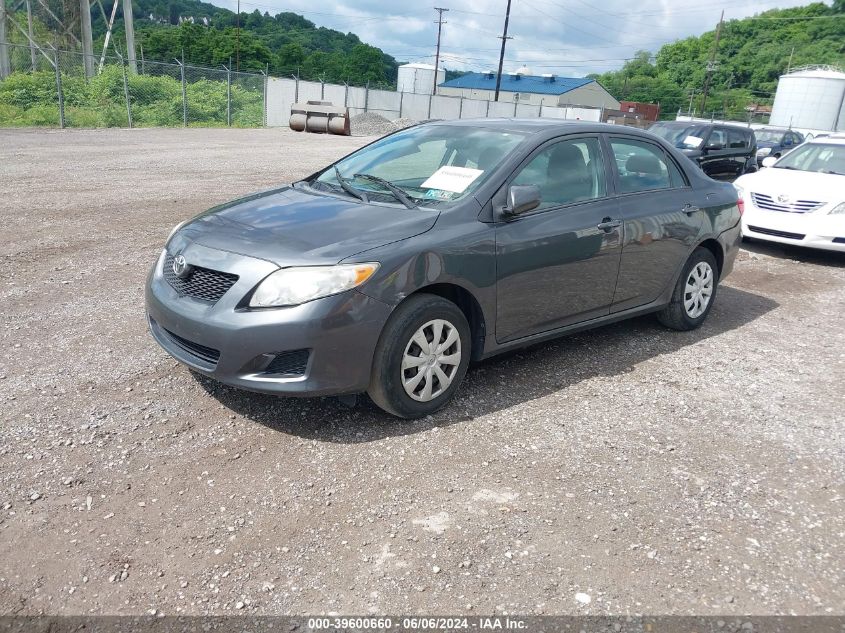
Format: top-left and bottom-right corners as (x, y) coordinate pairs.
(511, 138), (606, 209)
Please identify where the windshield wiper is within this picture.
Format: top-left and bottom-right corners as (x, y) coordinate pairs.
(353, 173), (417, 209)
(334, 166), (368, 202)
(820, 169), (844, 176)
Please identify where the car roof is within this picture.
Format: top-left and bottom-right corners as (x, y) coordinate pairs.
(426, 118), (658, 137)
(807, 133), (845, 146)
(650, 120), (750, 131)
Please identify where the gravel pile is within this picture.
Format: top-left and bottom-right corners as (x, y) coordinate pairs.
(350, 112), (417, 136)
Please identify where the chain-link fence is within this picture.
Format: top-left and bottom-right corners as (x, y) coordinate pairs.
(0, 41), (267, 128)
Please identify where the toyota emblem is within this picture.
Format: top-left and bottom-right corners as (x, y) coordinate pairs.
(172, 254), (191, 279)
(777, 194), (790, 204)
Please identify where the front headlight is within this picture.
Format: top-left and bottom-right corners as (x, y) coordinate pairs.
(250, 263), (380, 308)
(756, 147), (771, 157)
(829, 202), (845, 215)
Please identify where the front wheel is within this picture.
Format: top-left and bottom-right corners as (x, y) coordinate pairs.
(368, 294), (471, 418)
(657, 247), (719, 331)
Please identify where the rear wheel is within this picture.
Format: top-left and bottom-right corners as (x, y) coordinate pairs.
(657, 247), (719, 331)
(368, 294), (471, 418)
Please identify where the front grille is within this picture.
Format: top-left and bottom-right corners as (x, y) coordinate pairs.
(163, 254), (239, 303)
(263, 349), (310, 377)
(750, 192), (825, 214)
(162, 327), (221, 367)
(747, 225), (806, 240)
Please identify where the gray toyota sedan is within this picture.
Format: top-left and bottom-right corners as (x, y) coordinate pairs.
(146, 119), (741, 418)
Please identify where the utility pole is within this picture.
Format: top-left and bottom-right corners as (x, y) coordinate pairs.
(432, 7), (448, 95)
(699, 10), (723, 116)
(123, 0), (137, 73)
(0, 0), (10, 79)
(25, 0), (37, 70)
(80, 0), (94, 77)
(493, 0), (513, 102)
(235, 0), (240, 72)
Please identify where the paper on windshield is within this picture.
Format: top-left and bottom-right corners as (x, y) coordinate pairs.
(421, 166), (484, 193)
(684, 135), (704, 148)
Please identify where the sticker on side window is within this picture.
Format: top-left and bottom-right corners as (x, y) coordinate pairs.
(421, 166), (484, 193)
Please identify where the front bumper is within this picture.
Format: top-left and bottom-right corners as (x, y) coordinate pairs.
(145, 245), (393, 396)
(741, 205), (845, 252)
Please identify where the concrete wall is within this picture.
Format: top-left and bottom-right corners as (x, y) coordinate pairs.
(266, 76), (606, 128)
(438, 86), (560, 107)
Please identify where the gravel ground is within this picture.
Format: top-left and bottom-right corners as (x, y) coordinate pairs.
(1, 127), (844, 617)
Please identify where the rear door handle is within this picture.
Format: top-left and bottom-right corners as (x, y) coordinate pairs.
(597, 218), (622, 232)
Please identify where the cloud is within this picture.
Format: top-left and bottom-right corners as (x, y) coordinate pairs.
(212, 0), (822, 76)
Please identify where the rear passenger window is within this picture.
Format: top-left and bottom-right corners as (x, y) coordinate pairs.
(609, 139), (673, 193)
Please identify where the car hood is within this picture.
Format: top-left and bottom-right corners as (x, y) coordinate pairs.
(172, 185), (440, 266)
(736, 167), (845, 202)
(756, 141), (779, 149)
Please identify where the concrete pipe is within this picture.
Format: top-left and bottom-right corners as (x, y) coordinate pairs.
(289, 101), (350, 136)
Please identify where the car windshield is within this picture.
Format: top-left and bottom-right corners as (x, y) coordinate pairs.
(756, 130), (786, 143)
(313, 124), (527, 205)
(772, 143), (845, 175)
(649, 124), (709, 149)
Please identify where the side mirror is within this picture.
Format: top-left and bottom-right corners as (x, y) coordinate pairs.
(504, 185), (541, 216)
(704, 141), (724, 151)
(761, 156), (778, 168)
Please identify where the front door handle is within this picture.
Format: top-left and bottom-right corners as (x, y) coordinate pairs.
(597, 218), (622, 232)
(683, 203), (699, 215)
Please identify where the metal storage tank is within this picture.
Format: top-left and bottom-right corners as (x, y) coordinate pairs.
(397, 63), (446, 95)
(769, 66), (845, 132)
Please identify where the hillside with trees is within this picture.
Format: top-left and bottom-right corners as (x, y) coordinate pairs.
(590, 1), (845, 119)
(4, 0), (400, 86)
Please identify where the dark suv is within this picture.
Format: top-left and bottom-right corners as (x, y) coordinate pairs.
(754, 127), (804, 166)
(648, 121), (757, 181)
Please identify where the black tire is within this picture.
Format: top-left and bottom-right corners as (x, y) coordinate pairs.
(368, 293), (471, 419)
(657, 247), (719, 331)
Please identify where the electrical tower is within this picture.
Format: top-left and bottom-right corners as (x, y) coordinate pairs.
(0, 0), (136, 78)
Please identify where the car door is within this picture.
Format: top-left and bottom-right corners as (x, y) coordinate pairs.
(727, 128), (751, 177)
(494, 135), (622, 343)
(699, 127), (735, 180)
(606, 135), (704, 312)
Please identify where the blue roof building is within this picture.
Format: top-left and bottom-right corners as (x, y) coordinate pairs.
(437, 71), (620, 110)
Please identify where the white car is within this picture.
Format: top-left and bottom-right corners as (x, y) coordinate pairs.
(734, 134), (845, 252)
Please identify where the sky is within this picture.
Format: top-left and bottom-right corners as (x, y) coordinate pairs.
(212, 0), (819, 77)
